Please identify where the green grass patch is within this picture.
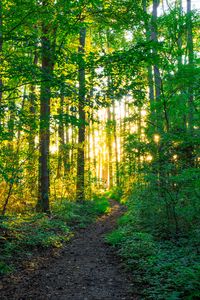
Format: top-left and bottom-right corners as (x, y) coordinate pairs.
(0, 196), (110, 275)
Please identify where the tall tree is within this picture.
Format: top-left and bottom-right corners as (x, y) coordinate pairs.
(29, 44), (38, 154)
(106, 106), (113, 189)
(151, 0), (163, 132)
(37, 0), (55, 212)
(143, 0), (155, 119)
(0, 0), (3, 128)
(57, 94), (65, 178)
(187, 0), (194, 134)
(76, 27), (86, 202)
(112, 102), (119, 186)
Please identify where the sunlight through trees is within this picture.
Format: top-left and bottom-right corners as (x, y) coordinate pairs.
(0, 0), (199, 297)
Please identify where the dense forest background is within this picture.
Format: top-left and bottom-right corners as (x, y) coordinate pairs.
(0, 0), (199, 299)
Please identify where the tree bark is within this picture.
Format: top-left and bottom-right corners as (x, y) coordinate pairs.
(107, 106), (113, 189)
(176, 0), (187, 131)
(37, 3), (54, 212)
(63, 104), (70, 175)
(152, 0), (163, 132)
(57, 94), (65, 178)
(187, 0), (194, 134)
(143, 0), (155, 118)
(76, 27), (86, 202)
(0, 0), (3, 128)
(29, 48), (38, 153)
(148, 0), (166, 135)
(112, 102), (119, 186)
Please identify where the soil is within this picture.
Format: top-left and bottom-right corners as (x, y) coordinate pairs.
(0, 201), (139, 300)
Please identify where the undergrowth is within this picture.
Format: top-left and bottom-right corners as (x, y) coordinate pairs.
(0, 195), (110, 275)
(106, 210), (200, 299)
(105, 186), (123, 202)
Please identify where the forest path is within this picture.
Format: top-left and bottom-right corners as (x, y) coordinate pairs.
(1, 200), (138, 300)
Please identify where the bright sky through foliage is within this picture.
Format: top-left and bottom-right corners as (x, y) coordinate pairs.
(158, 0), (200, 14)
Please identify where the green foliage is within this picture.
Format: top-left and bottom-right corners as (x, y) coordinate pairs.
(0, 261), (13, 275)
(107, 207), (200, 299)
(53, 195), (110, 228)
(0, 214), (71, 275)
(106, 187), (123, 202)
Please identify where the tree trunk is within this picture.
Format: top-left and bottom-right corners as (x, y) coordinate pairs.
(138, 106), (142, 171)
(37, 5), (54, 212)
(92, 122), (97, 178)
(151, 0), (163, 132)
(29, 48), (38, 153)
(63, 104), (70, 175)
(177, 0), (187, 131)
(76, 27), (86, 202)
(57, 94), (65, 178)
(0, 0), (3, 128)
(187, 0), (194, 134)
(112, 102), (119, 186)
(143, 0), (155, 119)
(107, 106), (113, 189)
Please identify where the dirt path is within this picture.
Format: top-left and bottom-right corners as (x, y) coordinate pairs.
(0, 201), (138, 300)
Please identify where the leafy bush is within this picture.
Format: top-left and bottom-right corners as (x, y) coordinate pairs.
(107, 212), (200, 299)
(106, 187), (123, 202)
(52, 196), (110, 227)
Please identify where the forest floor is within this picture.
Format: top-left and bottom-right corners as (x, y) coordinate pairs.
(0, 200), (138, 300)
